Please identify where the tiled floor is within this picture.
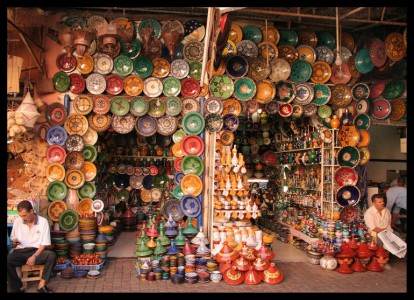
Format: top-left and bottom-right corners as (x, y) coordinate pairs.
(18, 238), (407, 293)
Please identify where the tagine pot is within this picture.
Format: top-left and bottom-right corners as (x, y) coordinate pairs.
(366, 257), (384, 272)
(263, 262), (284, 284)
(244, 265), (263, 285)
(232, 255), (251, 271)
(222, 266), (245, 285)
(215, 241), (240, 263)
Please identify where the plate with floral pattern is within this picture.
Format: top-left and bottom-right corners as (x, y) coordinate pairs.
(338, 125), (360, 147)
(69, 73), (85, 94)
(165, 96), (182, 116)
(359, 146), (370, 165)
(112, 114), (136, 134)
(113, 54), (133, 76)
(181, 155), (204, 176)
(65, 134), (84, 152)
(46, 126), (67, 146)
(180, 77), (200, 98)
(183, 40), (204, 61)
(143, 77), (163, 97)
(247, 58), (271, 82)
(369, 38), (387, 67)
(73, 95), (93, 115)
(133, 56), (153, 79)
(123, 74), (143, 96)
(46, 102), (67, 126)
(315, 45), (335, 65)
(296, 45), (316, 64)
(156, 115), (178, 136)
(294, 82), (314, 105)
(181, 98), (200, 115)
(182, 111), (204, 135)
(53, 71), (70, 93)
(188, 60), (202, 81)
(351, 82), (370, 101)
(310, 61), (331, 84)
(330, 84), (353, 108)
(65, 150), (84, 170)
(278, 45), (298, 63)
(93, 53), (113, 75)
(64, 114), (88, 136)
(233, 77), (256, 101)
(130, 96), (149, 117)
(222, 99), (242, 116)
(88, 113), (112, 132)
(312, 84), (331, 106)
(180, 174), (203, 196)
(274, 80), (296, 103)
(257, 41), (278, 61)
(236, 40), (258, 60)
(385, 32), (406, 62)
(205, 113), (223, 133)
(135, 115), (157, 137)
(151, 57), (171, 78)
(76, 54), (94, 75)
(85, 73), (106, 94)
(209, 75), (234, 100)
(203, 97), (223, 115)
(337, 145), (360, 168)
(105, 74), (124, 95)
(269, 58), (291, 82)
(91, 94), (110, 115)
(170, 59), (190, 79)
(162, 77), (181, 96)
(389, 98), (406, 121)
(289, 60), (312, 82)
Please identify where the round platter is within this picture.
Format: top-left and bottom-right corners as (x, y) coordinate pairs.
(180, 195), (201, 218)
(334, 166), (358, 187)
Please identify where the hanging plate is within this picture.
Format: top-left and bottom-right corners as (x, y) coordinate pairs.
(46, 144), (66, 164)
(46, 126), (68, 146)
(296, 45), (316, 64)
(47, 200), (67, 222)
(359, 146), (371, 165)
(336, 185), (361, 207)
(170, 59), (190, 79)
(371, 98), (391, 120)
(289, 60), (312, 82)
(351, 82), (370, 101)
(226, 55), (249, 78)
(180, 77), (201, 98)
(88, 113), (112, 132)
(172, 129), (187, 144)
(112, 114), (136, 134)
(330, 84), (353, 108)
(110, 96), (130, 116)
(274, 80), (296, 103)
(389, 98), (406, 121)
(382, 79), (404, 99)
(91, 199), (104, 213)
(64, 169), (86, 189)
(59, 209), (79, 232)
(298, 30), (318, 48)
(257, 41), (278, 61)
(180, 195), (201, 218)
(312, 84), (331, 106)
(76, 54), (94, 75)
(65, 151), (84, 170)
(183, 40), (204, 61)
(130, 96), (149, 117)
(135, 115), (157, 137)
(334, 166), (358, 187)
(86, 73), (107, 95)
(133, 56), (153, 79)
(64, 114), (88, 136)
(156, 115), (178, 136)
(315, 45), (335, 65)
(46, 103), (67, 126)
(143, 77), (163, 97)
(124, 74), (144, 96)
(77, 182), (97, 199)
(165, 96), (182, 116)
(338, 125), (360, 147)
(353, 113), (371, 131)
(179, 134), (204, 156)
(162, 198), (184, 222)
(46, 180), (67, 201)
(310, 61), (331, 84)
(180, 174), (203, 196)
(46, 162), (66, 182)
(355, 48), (374, 74)
(355, 99), (370, 115)
(209, 75), (234, 100)
(93, 53), (113, 74)
(182, 111), (205, 135)
(357, 129), (370, 147)
(113, 54), (134, 76)
(92, 94), (110, 115)
(148, 98), (166, 118)
(152, 57), (171, 78)
(69, 73), (85, 94)
(340, 205), (358, 223)
(82, 127), (98, 146)
(81, 161), (97, 182)
(385, 32), (406, 62)
(162, 77), (181, 97)
(181, 98), (200, 115)
(269, 58), (291, 82)
(56, 52), (77, 72)
(65, 134), (84, 152)
(203, 97), (223, 115)
(330, 64), (351, 84)
(181, 155), (204, 176)
(220, 130), (234, 146)
(294, 82), (314, 105)
(53, 71), (70, 92)
(233, 77), (256, 101)
(205, 113), (223, 133)
(337, 146), (360, 168)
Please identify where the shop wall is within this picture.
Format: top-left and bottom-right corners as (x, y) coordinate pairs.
(366, 125), (406, 183)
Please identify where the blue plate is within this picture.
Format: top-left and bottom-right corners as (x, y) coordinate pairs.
(46, 126), (68, 146)
(142, 175), (154, 190)
(355, 48), (374, 74)
(226, 55), (249, 78)
(174, 172), (185, 184)
(336, 185), (361, 207)
(223, 114), (240, 132)
(180, 195), (201, 218)
(114, 174), (130, 188)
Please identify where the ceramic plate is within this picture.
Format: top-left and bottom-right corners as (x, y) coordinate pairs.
(180, 195), (201, 218)
(143, 77), (163, 97)
(133, 56), (153, 79)
(91, 94), (110, 115)
(69, 73), (85, 94)
(336, 185), (361, 207)
(359, 146), (371, 165)
(59, 209), (79, 232)
(279, 103), (293, 117)
(205, 113), (223, 133)
(183, 40), (204, 61)
(347, 55), (361, 79)
(385, 32), (406, 62)
(120, 38), (141, 59)
(88, 113), (112, 132)
(91, 199), (104, 213)
(64, 114), (88, 136)
(330, 64), (351, 84)
(353, 113), (371, 131)
(330, 84), (353, 108)
(181, 98), (200, 115)
(310, 61), (331, 84)
(46, 162), (66, 182)
(236, 40), (258, 60)
(148, 98), (166, 118)
(56, 52), (77, 72)
(255, 79), (276, 104)
(77, 182), (96, 199)
(203, 97), (223, 115)
(170, 59), (190, 79)
(162, 199), (184, 222)
(389, 98), (406, 121)
(247, 58), (271, 82)
(165, 96), (182, 116)
(279, 29), (298, 46)
(315, 45), (334, 65)
(180, 77), (200, 98)
(113, 54), (133, 76)
(257, 41), (278, 61)
(112, 114), (136, 134)
(124, 75), (144, 96)
(151, 57), (171, 78)
(93, 53), (113, 75)
(65, 150), (84, 170)
(338, 125), (360, 147)
(303, 103), (318, 117)
(47, 200), (67, 222)
(296, 45), (316, 64)
(337, 146), (360, 168)
(383, 79), (404, 99)
(105, 74), (124, 95)
(269, 58), (291, 82)
(162, 77), (181, 97)
(46, 144), (66, 164)
(293, 82), (314, 105)
(317, 105), (332, 119)
(135, 115), (157, 137)
(117, 189), (130, 202)
(223, 114), (239, 132)
(311, 84), (331, 106)
(355, 99), (370, 115)
(351, 83), (370, 101)
(226, 55), (249, 78)
(334, 166), (358, 187)
(181, 155), (204, 176)
(73, 95), (93, 115)
(357, 129), (370, 147)
(355, 48), (374, 74)
(172, 129), (187, 144)
(372, 98), (391, 120)
(340, 206), (358, 223)
(86, 73), (106, 94)
(265, 101), (280, 115)
(209, 75), (234, 100)
(220, 130), (234, 146)
(289, 60), (312, 82)
(46, 102), (67, 126)
(109, 96), (129, 116)
(232, 77), (256, 102)
(76, 54), (94, 75)
(180, 174), (203, 196)
(46, 126), (68, 146)
(222, 99), (242, 116)
(130, 96), (149, 117)
(81, 161), (97, 182)
(174, 157), (183, 172)
(65, 134), (84, 152)
(156, 115), (178, 136)
(53, 71), (70, 93)
(242, 24), (262, 44)
(181, 134), (204, 156)
(222, 40), (238, 57)
(298, 30), (318, 48)
(274, 80), (296, 103)
(369, 38), (387, 67)
(46, 180), (67, 201)
(229, 23), (243, 44)
(187, 60), (202, 81)
(182, 111), (204, 135)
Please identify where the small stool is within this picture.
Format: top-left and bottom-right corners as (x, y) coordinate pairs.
(21, 265), (44, 288)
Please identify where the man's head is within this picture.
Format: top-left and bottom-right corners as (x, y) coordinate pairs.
(397, 177), (406, 187)
(379, 182), (390, 192)
(371, 194), (386, 211)
(16, 200), (34, 223)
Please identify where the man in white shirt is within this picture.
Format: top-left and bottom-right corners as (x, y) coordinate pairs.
(364, 194), (393, 244)
(7, 200), (56, 293)
(382, 181), (407, 229)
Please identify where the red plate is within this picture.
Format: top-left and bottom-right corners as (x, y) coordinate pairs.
(149, 166), (158, 176)
(278, 103), (293, 117)
(105, 74), (124, 95)
(330, 64), (351, 84)
(334, 166), (358, 187)
(69, 73), (86, 94)
(180, 134), (204, 156)
(372, 98), (391, 120)
(92, 94), (111, 114)
(56, 53), (77, 72)
(174, 158), (183, 172)
(262, 150), (278, 167)
(369, 80), (386, 98)
(369, 38), (387, 67)
(340, 206), (358, 223)
(46, 102), (67, 126)
(180, 77), (200, 98)
(46, 144), (67, 164)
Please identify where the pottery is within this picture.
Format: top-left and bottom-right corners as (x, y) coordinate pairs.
(320, 255), (337, 270)
(210, 270), (222, 283)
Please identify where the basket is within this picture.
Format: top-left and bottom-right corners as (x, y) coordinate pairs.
(70, 261), (105, 270)
(53, 259), (71, 271)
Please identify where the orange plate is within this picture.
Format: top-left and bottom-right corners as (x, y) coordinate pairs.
(260, 26), (280, 45)
(140, 189), (152, 203)
(47, 200), (67, 222)
(76, 54), (94, 75)
(357, 129), (370, 147)
(64, 114), (89, 136)
(81, 161), (97, 182)
(77, 198), (94, 216)
(46, 162), (66, 182)
(180, 174), (203, 197)
(171, 142), (185, 158)
(123, 74), (143, 96)
(222, 99), (242, 115)
(229, 23), (243, 44)
(310, 61), (332, 84)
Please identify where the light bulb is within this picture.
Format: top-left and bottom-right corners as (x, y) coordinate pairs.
(335, 53), (342, 66)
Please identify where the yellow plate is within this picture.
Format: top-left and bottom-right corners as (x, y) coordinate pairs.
(46, 162), (66, 182)
(255, 79), (276, 104)
(151, 58), (171, 78)
(81, 161), (97, 182)
(64, 114), (89, 136)
(180, 174), (203, 197)
(47, 200), (67, 222)
(357, 129), (370, 147)
(229, 23), (243, 44)
(73, 95), (93, 115)
(220, 130), (234, 146)
(257, 41), (278, 61)
(76, 53), (94, 75)
(171, 142), (185, 158)
(260, 26), (280, 45)
(82, 127), (98, 145)
(310, 61), (332, 84)
(207, 59), (226, 77)
(77, 198), (94, 216)
(64, 169), (85, 189)
(123, 74), (144, 96)
(140, 189), (152, 203)
(222, 99), (242, 116)
(222, 40), (237, 57)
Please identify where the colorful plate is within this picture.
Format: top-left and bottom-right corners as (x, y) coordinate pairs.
(357, 129), (370, 147)
(46, 180), (67, 201)
(257, 41), (278, 61)
(130, 96), (149, 117)
(64, 169), (85, 189)
(68, 73), (85, 94)
(110, 96), (130, 116)
(255, 79), (276, 104)
(181, 134), (204, 156)
(65, 151), (84, 170)
(181, 155), (204, 176)
(180, 174), (203, 196)
(88, 113), (112, 132)
(76, 54), (94, 75)
(389, 98), (406, 121)
(330, 84), (353, 108)
(156, 115), (178, 136)
(296, 45), (316, 64)
(174, 157), (183, 172)
(310, 61), (331, 84)
(113, 54), (133, 76)
(274, 80), (295, 103)
(359, 146), (371, 165)
(77, 182), (96, 199)
(181, 98), (200, 115)
(278, 44), (298, 63)
(133, 56), (153, 79)
(337, 146), (360, 168)
(56, 52), (77, 72)
(222, 99), (242, 116)
(336, 185), (361, 207)
(372, 98), (391, 120)
(64, 114), (88, 136)
(279, 29), (298, 46)
(334, 166), (358, 187)
(188, 60), (202, 81)
(260, 25), (280, 45)
(355, 48), (374, 74)
(180, 195), (201, 218)
(209, 75), (234, 100)
(351, 83), (370, 101)
(298, 30), (318, 48)
(223, 114), (239, 132)
(242, 25), (262, 44)
(182, 111), (204, 135)
(315, 45), (335, 65)
(143, 77), (163, 97)
(72, 95), (93, 116)
(385, 32), (406, 62)
(205, 113), (223, 133)
(165, 96), (182, 116)
(289, 60), (312, 82)
(46, 144), (66, 164)
(46, 102), (67, 126)
(226, 55), (249, 78)
(162, 199), (184, 222)
(46, 126), (68, 146)
(248, 58), (271, 82)
(53, 71), (70, 93)
(220, 130), (234, 146)
(340, 206), (358, 223)
(338, 125), (360, 147)
(123, 75), (144, 96)
(81, 161), (97, 182)
(183, 40), (204, 61)
(152, 57), (171, 78)
(172, 129), (187, 144)
(180, 77), (200, 98)
(353, 113), (371, 131)
(59, 209), (79, 232)
(93, 53), (113, 74)
(294, 82), (314, 105)
(317, 105), (332, 119)
(105, 74), (124, 95)
(383, 79), (404, 99)
(92, 94), (110, 115)
(229, 23), (243, 44)
(170, 59), (190, 79)
(65, 134), (84, 152)
(203, 97), (223, 115)
(47, 200), (67, 222)
(355, 99), (370, 115)
(330, 64), (351, 84)
(312, 84), (331, 106)
(46, 162), (66, 182)
(162, 77), (181, 97)
(112, 114), (136, 134)
(85, 73), (106, 95)
(135, 115), (157, 137)
(148, 98), (166, 118)
(278, 103), (293, 118)
(369, 38), (387, 67)
(236, 40), (258, 60)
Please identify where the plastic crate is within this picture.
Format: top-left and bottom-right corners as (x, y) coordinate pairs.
(70, 261), (105, 271)
(54, 259), (70, 271)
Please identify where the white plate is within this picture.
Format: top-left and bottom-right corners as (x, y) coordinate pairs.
(143, 77), (163, 97)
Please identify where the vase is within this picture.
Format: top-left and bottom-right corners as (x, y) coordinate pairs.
(210, 270), (222, 283)
(330, 114), (340, 129)
(320, 255), (337, 270)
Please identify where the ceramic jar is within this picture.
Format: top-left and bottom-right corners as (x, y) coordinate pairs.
(210, 270), (223, 283)
(320, 255), (338, 270)
(330, 114), (340, 129)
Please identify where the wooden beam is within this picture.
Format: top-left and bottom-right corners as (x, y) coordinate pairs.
(7, 19), (45, 52)
(18, 32), (43, 75)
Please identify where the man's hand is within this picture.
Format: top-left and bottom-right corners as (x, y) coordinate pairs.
(26, 255), (36, 266)
(12, 238), (20, 248)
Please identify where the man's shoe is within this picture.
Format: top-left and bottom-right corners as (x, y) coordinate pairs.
(384, 263), (392, 270)
(37, 286), (53, 293)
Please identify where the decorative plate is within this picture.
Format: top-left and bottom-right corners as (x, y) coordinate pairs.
(93, 53), (113, 75)
(165, 96), (182, 116)
(334, 166), (358, 187)
(112, 114), (136, 134)
(336, 185), (361, 207)
(180, 195), (201, 218)
(181, 134), (204, 156)
(209, 75), (235, 100)
(303, 103), (318, 117)
(296, 45), (317, 64)
(133, 56), (153, 79)
(105, 74), (124, 95)
(225, 55), (248, 78)
(46, 162), (66, 182)
(351, 83), (370, 101)
(236, 40), (258, 60)
(337, 146), (360, 168)
(341, 32), (355, 52)
(289, 60), (312, 82)
(257, 41), (278, 61)
(46, 144), (66, 164)
(63, 15), (87, 29)
(91, 199), (104, 213)
(260, 25), (280, 45)
(85, 73), (106, 94)
(46, 125), (67, 146)
(242, 25), (262, 44)
(124, 75), (143, 96)
(162, 77), (181, 97)
(47, 200), (67, 222)
(170, 59), (190, 79)
(293, 82), (314, 105)
(180, 97), (200, 116)
(385, 32), (406, 62)
(87, 15), (108, 30)
(140, 188), (152, 203)
(353, 113), (371, 131)
(203, 97), (223, 115)
(120, 38), (141, 59)
(88, 113), (112, 132)
(109, 96), (129, 117)
(138, 18), (162, 39)
(278, 44), (298, 63)
(359, 146), (371, 165)
(229, 23), (243, 44)
(59, 209), (79, 232)
(188, 60), (202, 81)
(243, 58), (268, 83)
(223, 99), (242, 116)
(298, 30), (318, 48)
(369, 38), (387, 67)
(290, 104), (303, 119)
(330, 64), (351, 84)
(53, 71), (70, 93)
(64, 114), (88, 136)
(46, 102), (67, 126)
(76, 54), (94, 75)
(174, 157), (183, 172)
(157, 115), (178, 136)
(370, 80), (386, 98)
(383, 79), (404, 99)
(317, 31), (336, 49)
(232, 77), (256, 102)
(340, 205), (358, 223)
(274, 80), (296, 103)
(181, 155), (204, 176)
(338, 125), (360, 147)
(223, 114), (239, 132)
(73, 95), (93, 115)
(220, 130), (234, 146)
(265, 101), (280, 115)
(180, 77), (200, 98)
(65, 150), (84, 170)
(204, 113), (223, 133)
(65, 134), (84, 152)
(389, 98), (406, 121)
(278, 103), (293, 117)
(77, 182), (96, 199)
(317, 105), (332, 119)
(130, 96), (149, 117)
(143, 77), (163, 98)
(113, 54), (133, 76)
(355, 99), (370, 115)
(129, 175), (143, 189)
(81, 161), (97, 182)
(315, 45), (335, 65)
(135, 115), (157, 137)
(355, 48), (374, 74)
(148, 98), (166, 118)
(180, 174), (203, 196)
(278, 29), (298, 46)
(357, 129), (370, 147)
(172, 129), (187, 144)
(246, 99), (259, 114)
(150, 188), (162, 202)
(182, 111), (204, 135)
(46, 180), (67, 201)
(372, 98), (391, 120)
(312, 84), (331, 106)
(347, 55), (361, 79)
(330, 84), (353, 108)
(256, 79), (276, 104)
(310, 61), (331, 84)
(151, 57), (171, 78)
(183, 40), (204, 61)
(68, 73), (85, 94)
(162, 198), (184, 222)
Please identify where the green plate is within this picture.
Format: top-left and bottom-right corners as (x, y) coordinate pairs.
(278, 29), (298, 46)
(133, 56), (153, 79)
(117, 189), (130, 202)
(182, 111), (205, 135)
(172, 129), (187, 144)
(46, 181), (68, 201)
(77, 181), (97, 199)
(82, 144), (97, 162)
(148, 98), (166, 118)
(130, 96), (149, 117)
(162, 77), (181, 97)
(312, 84), (331, 106)
(353, 113), (371, 131)
(316, 31), (336, 49)
(233, 77), (256, 101)
(337, 146), (360, 168)
(181, 155), (204, 176)
(173, 185), (184, 200)
(275, 80), (296, 103)
(317, 105), (332, 119)
(289, 60), (312, 82)
(53, 71), (70, 93)
(113, 54), (134, 76)
(110, 96), (130, 116)
(355, 48), (374, 74)
(382, 79), (404, 99)
(242, 25), (263, 45)
(205, 113), (223, 133)
(59, 209), (79, 232)
(209, 75), (234, 100)
(120, 39), (141, 59)
(165, 96), (182, 117)
(153, 174), (170, 188)
(138, 18), (162, 39)
(188, 61), (202, 81)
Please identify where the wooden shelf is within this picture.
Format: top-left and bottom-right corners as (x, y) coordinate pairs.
(275, 147), (321, 154)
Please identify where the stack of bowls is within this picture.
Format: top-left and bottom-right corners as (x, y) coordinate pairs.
(69, 242), (83, 258)
(184, 272), (198, 284)
(83, 242), (96, 254)
(78, 218), (97, 244)
(54, 239), (70, 259)
(66, 232), (80, 243)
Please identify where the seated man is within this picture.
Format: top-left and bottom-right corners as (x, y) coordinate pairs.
(7, 200), (56, 293)
(364, 193), (393, 245)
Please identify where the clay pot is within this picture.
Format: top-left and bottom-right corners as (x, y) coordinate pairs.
(366, 257), (384, 272)
(244, 265), (263, 285)
(222, 266), (245, 285)
(330, 114), (341, 129)
(232, 256), (251, 271)
(350, 258), (366, 272)
(320, 255), (337, 271)
(256, 243), (275, 261)
(356, 241), (374, 259)
(263, 262), (284, 284)
(253, 257), (270, 271)
(210, 270), (222, 283)
(215, 241), (240, 263)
